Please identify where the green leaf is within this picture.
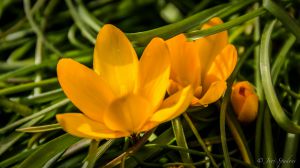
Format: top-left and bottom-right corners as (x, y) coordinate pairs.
(18, 134), (80, 168)
(263, 0), (300, 42)
(171, 117), (193, 167)
(185, 8), (266, 40)
(259, 20), (300, 133)
(127, 3), (229, 46)
(16, 123), (61, 133)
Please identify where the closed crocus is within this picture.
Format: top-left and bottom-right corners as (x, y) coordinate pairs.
(56, 24), (193, 140)
(167, 17), (237, 106)
(231, 81), (259, 123)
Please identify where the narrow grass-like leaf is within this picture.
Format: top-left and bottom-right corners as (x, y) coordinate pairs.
(282, 101), (300, 168)
(82, 140), (100, 168)
(18, 134), (80, 168)
(127, 3), (228, 46)
(0, 78), (58, 96)
(263, 108), (275, 168)
(0, 149), (35, 168)
(0, 116), (42, 155)
(171, 117), (193, 167)
(186, 8), (266, 40)
(263, 0), (300, 42)
(0, 98), (69, 134)
(183, 113), (218, 167)
(226, 109), (254, 164)
(16, 123), (61, 133)
(271, 34), (296, 83)
(259, 20), (300, 133)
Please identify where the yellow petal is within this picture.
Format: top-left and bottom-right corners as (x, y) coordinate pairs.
(137, 37), (170, 109)
(103, 94), (153, 134)
(202, 44), (237, 92)
(166, 34), (201, 90)
(150, 85), (193, 123)
(57, 59), (114, 122)
(56, 113), (128, 139)
(140, 121), (159, 132)
(93, 24), (138, 96)
(196, 17), (228, 80)
(195, 81), (227, 106)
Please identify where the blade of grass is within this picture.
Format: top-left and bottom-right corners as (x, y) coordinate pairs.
(18, 134), (80, 168)
(186, 7), (266, 40)
(0, 78), (58, 96)
(24, 0), (63, 56)
(263, 0), (300, 42)
(281, 100), (300, 168)
(16, 123), (61, 133)
(183, 113), (218, 167)
(259, 20), (300, 133)
(82, 140), (100, 168)
(0, 98), (69, 134)
(171, 117), (194, 167)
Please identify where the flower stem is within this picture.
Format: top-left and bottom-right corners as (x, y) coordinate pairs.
(83, 139), (100, 168)
(103, 129), (154, 168)
(183, 113), (218, 168)
(172, 117), (194, 167)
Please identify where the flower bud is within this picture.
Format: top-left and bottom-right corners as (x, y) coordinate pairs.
(231, 81), (259, 123)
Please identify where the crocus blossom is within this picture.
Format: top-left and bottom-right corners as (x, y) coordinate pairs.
(231, 81), (259, 123)
(56, 24), (193, 140)
(167, 17), (237, 106)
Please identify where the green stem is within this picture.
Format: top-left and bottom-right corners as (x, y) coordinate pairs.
(83, 140), (100, 168)
(103, 129), (154, 167)
(145, 144), (258, 168)
(96, 139), (115, 160)
(264, 108), (275, 168)
(226, 111), (253, 164)
(253, 3), (265, 161)
(183, 113), (218, 168)
(279, 84), (300, 99)
(171, 117), (194, 167)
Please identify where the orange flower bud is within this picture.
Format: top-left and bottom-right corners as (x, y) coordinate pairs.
(231, 81), (259, 123)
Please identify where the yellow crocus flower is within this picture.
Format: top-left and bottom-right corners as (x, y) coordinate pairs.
(167, 17), (237, 106)
(231, 81), (259, 123)
(56, 25), (193, 140)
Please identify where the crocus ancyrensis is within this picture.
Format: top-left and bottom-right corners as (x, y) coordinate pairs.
(56, 25), (193, 140)
(167, 17), (237, 106)
(231, 81), (259, 123)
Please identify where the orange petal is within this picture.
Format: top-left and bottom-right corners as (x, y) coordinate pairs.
(140, 121), (159, 132)
(202, 44), (237, 92)
(196, 17), (228, 80)
(150, 85), (193, 123)
(103, 94), (153, 134)
(166, 34), (201, 90)
(56, 113), (128, 139)
(57, 59), (114, 122)
(238, 94), (259, 122)
(137, 37), (170, 109)
(195, 81), (227, 106)
(231, 81), (259, 123)
(93, 24), (138, 96)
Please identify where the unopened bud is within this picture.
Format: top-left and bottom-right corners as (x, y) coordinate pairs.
(231, 81), (259, 123)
